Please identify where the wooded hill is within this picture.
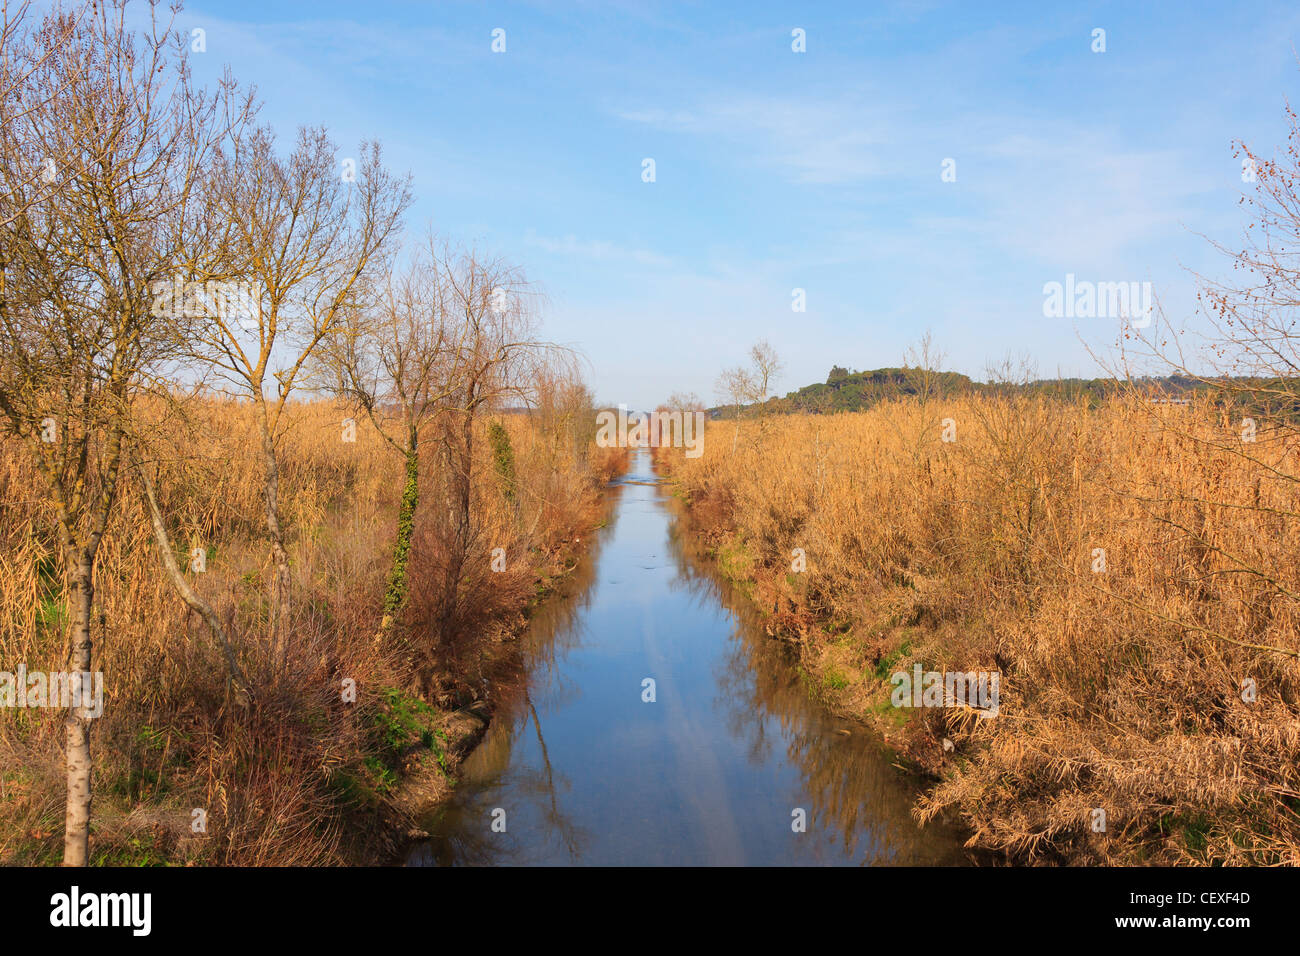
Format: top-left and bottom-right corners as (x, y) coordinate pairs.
(713, 367), (1276, 416)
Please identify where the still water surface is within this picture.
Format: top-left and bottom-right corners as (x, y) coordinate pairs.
(408, 448), (971, 865)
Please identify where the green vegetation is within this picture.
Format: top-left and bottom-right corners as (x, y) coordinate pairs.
(382, 446), (420, 619)
(488, 418), (517, 503)
(821, 666), (850, 692)
(714, 366), (1300, 419)
(373, 687), (447, 758)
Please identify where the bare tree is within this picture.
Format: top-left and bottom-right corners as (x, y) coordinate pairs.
(1100, 96), (1300, 663)
(715, 341), (783, 453)
(527, 356), (592, 476)
(0, 1), (90, 229)
(184, 127), (411, 669)
(322, 237), (556, 668)
(903, 329), (948, 406)
(321, 235), (467, 640)
(715, 366), (756, 453)
(1189, 108), (1300, 442)
(0, 0), (229, 865)
(748, 339), (784, 403)
(665, 390), (704, 412)
(425, 243), (549, 653)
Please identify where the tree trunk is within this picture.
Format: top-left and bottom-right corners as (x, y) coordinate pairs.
(138, 462), (252, 704)
(257, 400), (292, 669)
(62, 560), (94, 867)
(380, 429), (420, 630)
(435, 411), (474, 640)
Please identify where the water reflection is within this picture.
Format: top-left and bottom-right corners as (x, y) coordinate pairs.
(407, 449), (973, 866)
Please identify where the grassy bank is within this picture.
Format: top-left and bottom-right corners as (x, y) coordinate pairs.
(655, 393), (1300, 865)
(0, 398), (627, 865)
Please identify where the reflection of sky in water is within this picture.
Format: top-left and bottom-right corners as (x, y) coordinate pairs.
(409, 449), (972, 866)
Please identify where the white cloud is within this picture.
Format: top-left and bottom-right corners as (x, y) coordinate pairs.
(524, 232), (674, 268)
(615, 94), (895, 184)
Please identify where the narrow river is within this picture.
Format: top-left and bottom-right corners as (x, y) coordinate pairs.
(407, 448), (972, 865)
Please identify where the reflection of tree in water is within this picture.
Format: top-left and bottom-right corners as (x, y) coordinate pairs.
(412, 692), (590, 865)
(515, 483), (621, 708)
(662, 491), (969, 865)
(411, 493), (620, 866)
(524, 690), (582, 861)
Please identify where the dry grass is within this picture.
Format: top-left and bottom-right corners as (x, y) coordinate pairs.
(659, 393), (1300, 864)
(0, 397), (625, 865)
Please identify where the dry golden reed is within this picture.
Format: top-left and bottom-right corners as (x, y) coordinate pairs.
(661, 392), (1300, 864)
(0, 397), (624, 865)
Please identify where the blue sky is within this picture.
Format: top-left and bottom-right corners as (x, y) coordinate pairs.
(162, 1), (1300, 407)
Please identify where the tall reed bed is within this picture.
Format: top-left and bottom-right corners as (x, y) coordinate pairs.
(659, 394), (1300, 863)
(0, 398), (625, 864)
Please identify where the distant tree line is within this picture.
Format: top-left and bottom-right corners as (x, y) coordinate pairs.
(711, 367), (1298, 418)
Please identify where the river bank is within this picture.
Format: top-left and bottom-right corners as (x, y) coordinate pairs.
(651, 447), (958, 783)
(352, 454), (628, 865)
(0, 403), (628, 867)
(653, 400), (1300, 866)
